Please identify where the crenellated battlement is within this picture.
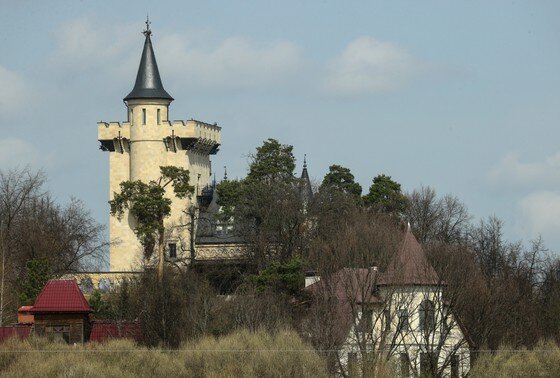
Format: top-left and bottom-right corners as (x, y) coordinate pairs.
(98, 121), (130, 139)
(98, 118), (220, 154)
(169, 120), (185, 127)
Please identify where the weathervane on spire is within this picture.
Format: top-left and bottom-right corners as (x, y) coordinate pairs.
(303, 154), (307, 169)
(143, 15), (152, 37)
(223, 166), (228, 181)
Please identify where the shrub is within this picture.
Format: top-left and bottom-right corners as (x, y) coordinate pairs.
(181, 328), (327, 377)
(470, 340), (560, 378)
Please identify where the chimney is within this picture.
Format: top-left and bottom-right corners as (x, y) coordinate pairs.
(305, 270), (321, 288)
(370, 266), (379, 294)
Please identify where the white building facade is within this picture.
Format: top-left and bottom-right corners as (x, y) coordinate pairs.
(307, 227), (473, 377)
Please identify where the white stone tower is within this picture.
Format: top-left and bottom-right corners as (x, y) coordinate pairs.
(98, 20), (221, 271)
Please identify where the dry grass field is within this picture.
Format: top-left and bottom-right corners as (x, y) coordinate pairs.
(0, 329), (327, 377)
(469, 341), (560, 378)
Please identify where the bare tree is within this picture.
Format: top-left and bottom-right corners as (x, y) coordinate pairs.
(0, 167), (45, 324)
(304, 204), (403, 376)
(0, 167), (107, 323)
(406, 186), (471, 244)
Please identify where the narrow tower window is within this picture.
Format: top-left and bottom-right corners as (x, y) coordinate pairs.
(157, 109), (161, 125)
(142, 108), (146, 125)
(168, 243), (177, 259)
(130, 108), (133, 125)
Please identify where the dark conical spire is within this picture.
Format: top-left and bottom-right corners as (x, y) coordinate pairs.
(299, 154), (313, 204)
(124, 18), (173, 102)
(300, 154), (310, 180)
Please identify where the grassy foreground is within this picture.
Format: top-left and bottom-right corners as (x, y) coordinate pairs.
(469, 340), (560, 378)
(0, 329), (328, 377)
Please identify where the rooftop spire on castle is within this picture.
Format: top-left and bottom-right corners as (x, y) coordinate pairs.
(124, 17), (174, 102)
(299, 154), (313, 203)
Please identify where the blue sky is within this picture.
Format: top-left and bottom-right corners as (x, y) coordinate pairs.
(1, 1), (559, 253)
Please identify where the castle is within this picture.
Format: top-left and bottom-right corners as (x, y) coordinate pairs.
(98, 21), (221, 272)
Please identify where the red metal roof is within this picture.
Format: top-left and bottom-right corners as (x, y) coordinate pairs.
(89, 321), (142, 343)
(31, 279), (93, 313)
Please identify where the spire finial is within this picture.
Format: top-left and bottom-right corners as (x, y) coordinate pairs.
(303, 154), (307, 169)
(143, 15), (152, 37)
(124, 15), (174, 102)
(223, 166), (228, 181)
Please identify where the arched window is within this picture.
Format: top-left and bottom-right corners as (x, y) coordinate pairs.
(419, 299), (435, 333)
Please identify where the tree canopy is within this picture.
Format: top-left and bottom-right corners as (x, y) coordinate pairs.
(215, 179), (243, 220)
(247, 138), (295, 182)
(18, 258), (52, 305)
(320, 164), (362, 202)
(362, 174), (408, 215)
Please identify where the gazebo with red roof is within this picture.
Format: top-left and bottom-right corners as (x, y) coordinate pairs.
(30, 279), (93, 344)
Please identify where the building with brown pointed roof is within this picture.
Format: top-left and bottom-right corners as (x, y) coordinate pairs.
(305, 226), (472, 377)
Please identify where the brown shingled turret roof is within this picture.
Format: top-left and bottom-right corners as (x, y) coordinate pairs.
(380, 224), (440, 286)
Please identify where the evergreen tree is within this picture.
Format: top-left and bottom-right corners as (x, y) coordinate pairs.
(215, 179), (243, 220)
(247, 138), (296, 182)
(320, 164), (362, 202)
(19, 258), (52, 305)
(363, 174), (408, 215)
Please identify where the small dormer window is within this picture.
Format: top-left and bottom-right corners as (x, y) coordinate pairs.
(142, 108), (146, 125)
(168, 243), (177, 259)
(157, 109), (161, 125)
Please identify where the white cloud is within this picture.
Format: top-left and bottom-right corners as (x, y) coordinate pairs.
(49, 19), (139, 87)
(487, 152), (560, 188)
(51, 22), (431, 95)
(51, 19), (305, 91)
(158, 35), (305, 90)
(322, 37), (421, 95)
(518, 191), (560, 247)
(52, 19), (136, 68)
(0, 66), (29, 115)
(0, 138), (42, 169)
